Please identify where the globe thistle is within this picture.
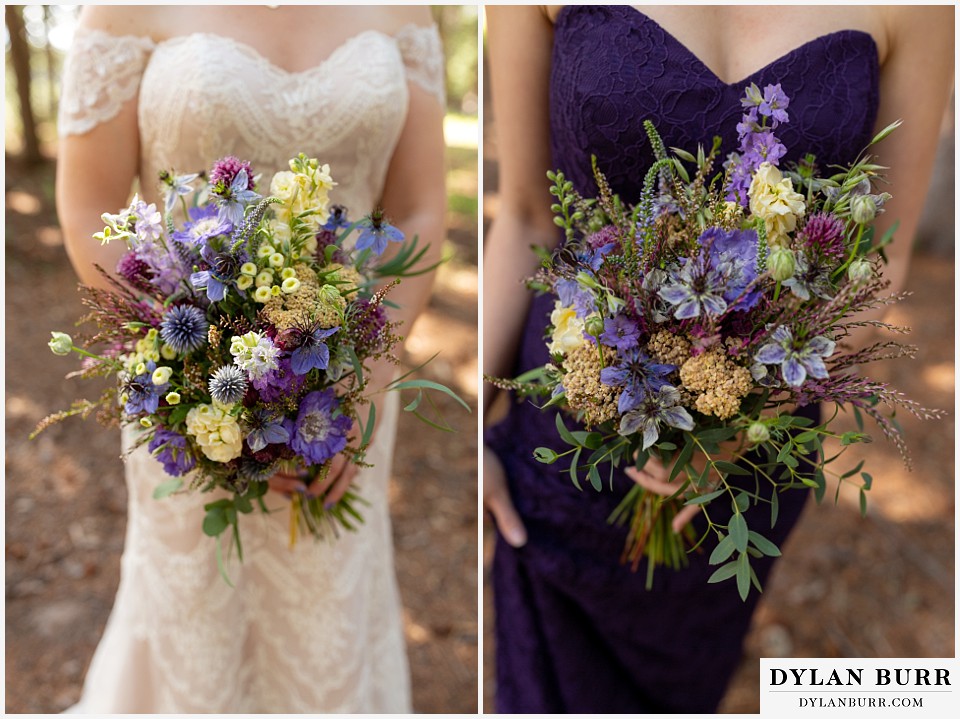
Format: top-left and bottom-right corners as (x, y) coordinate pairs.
(208, 365), (248, 405)
(159, 305), (209, 354)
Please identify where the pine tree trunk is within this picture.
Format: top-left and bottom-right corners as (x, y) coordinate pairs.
(6, 5), (43, 163)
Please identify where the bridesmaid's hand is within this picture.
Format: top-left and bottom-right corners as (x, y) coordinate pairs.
(624, 438), (743, 533)
(483, 445), (527, 547)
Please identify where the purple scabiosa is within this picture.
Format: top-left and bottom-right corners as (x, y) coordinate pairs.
(286, 389), (353, 466)
(700, 227), (761, 311)
(159, 304), (209, 354)
(599, 346), (676, 414)
(618, 385), (694, 449)
(754, 325), (836, 387)
(599, 314), (640, 351)
(658, 256), (728, 320)
(171, 205), (233, 246)
(355, 209), (404, 256)
(797, 212), (845, 263)
(242, 409), (290, 453)
(208, 365), (248, 405)
(250, 357), (307, 403)
(121, 361), (167, 415)
(148, 428), (196, 477)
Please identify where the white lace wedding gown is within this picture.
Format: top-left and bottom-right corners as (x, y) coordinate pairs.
(58, 23), (445, 714)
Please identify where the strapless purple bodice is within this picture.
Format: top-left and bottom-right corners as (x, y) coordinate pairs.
(490, 7), (880, 713)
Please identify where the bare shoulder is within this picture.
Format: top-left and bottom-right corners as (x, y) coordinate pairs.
(77, 6), (176, 41)
(379, 5), (435, 32)
(882, 5), (953, 50)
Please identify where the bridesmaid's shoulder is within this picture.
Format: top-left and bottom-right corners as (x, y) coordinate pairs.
(375, 5), (436, 32)
(879, 5), (953, 50)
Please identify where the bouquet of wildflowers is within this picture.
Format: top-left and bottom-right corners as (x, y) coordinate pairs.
(38, 153), (465, 579)
(488, 83), (943, 599)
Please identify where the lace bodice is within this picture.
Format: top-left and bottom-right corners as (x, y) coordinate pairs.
(58, 24), (445, 213)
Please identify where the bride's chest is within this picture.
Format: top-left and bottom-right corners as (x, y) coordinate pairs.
(137, 32), (409, 168)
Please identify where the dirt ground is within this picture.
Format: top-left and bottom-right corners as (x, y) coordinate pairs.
(4, 157), (479, 713)
(481, 74), (955, 711)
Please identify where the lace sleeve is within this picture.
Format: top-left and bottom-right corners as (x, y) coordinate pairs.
(58, 28), (155, 136)
(394, 24), (446, 107)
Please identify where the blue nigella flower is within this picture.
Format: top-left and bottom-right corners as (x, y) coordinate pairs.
(599, 314), (640, 351)
(658, 256), (729, 320)
(355, 211), (404, 256)
(243, 409), (290, 453)
(323, 205), (350, 231)
(286, 389), (353, 465)
(289, 326), (340, 376)
(208, 365), (248, 405)
(171, 205), (233, 246)
(148, 428), (196, 477)
(159, 305), (209, 354)
(191, 244), (244, 302)
(781, 253), (833, 302)
(121, 361), (167, 415)
(599, 346), (676, 414)
(214, 169), (260, 225)
(754, 325), (836, 387)
(160, 171), (199, 214)
(618, 385), (695, 449)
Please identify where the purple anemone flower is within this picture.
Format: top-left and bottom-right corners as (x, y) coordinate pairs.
(599, 347), (676, 414)
(148, 428), (196, 477)
(754, 325), (836, 387)
(286, 389), (353, 466)
(172, 205), (233, 246)
(618, 385), (694, 449)
(599, 314), (640, 351)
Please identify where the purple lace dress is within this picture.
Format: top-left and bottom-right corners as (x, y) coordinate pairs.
(486, 6), (879, 713)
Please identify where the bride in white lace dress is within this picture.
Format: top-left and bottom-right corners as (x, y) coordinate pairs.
(55, 5), (447, 713)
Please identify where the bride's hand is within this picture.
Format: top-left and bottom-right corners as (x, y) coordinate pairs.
(483, 445), (527, 547)
(624, 438), (742, 533)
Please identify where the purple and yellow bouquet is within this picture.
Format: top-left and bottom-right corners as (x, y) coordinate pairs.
(38, 153), (465, 577)
(489, 84), (942, 599)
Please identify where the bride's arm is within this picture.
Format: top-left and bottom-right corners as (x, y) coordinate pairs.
(482, 7), (560, 546)
(56, 6), (153, 290)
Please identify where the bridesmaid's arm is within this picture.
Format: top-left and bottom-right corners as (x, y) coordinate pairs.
(846, 6), (953, 344)
(482, 6), (559, 547)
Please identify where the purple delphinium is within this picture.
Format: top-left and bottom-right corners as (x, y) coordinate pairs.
(658, 256), (728, 320)
(243, 409), (290, 453)
(599, 314), (640, 351)
(798, 213), (845, 263)
(759, 83), (790, 125)
(251, 357), (307, 403)
(171, 205), (233, 246)
(160, 304), (208, 354)
(286, 389), (353, 466)
(121, 361), (167, 415)
(148, 428), (196, 477)
(725, 82), (791, 203)
(129, 196), (163, 243)
(618, 385), (694, 449)
(754, 325), (836, 387)
(355, 212), (404, 256)
(599, 346), (676, 414)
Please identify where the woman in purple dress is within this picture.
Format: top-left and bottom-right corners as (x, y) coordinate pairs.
(483, 5), (952, 713)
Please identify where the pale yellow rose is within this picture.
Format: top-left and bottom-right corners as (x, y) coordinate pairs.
(548, 302), (587, 355)
(185, 403), (243, 463)
(748, 163), (806, 246)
